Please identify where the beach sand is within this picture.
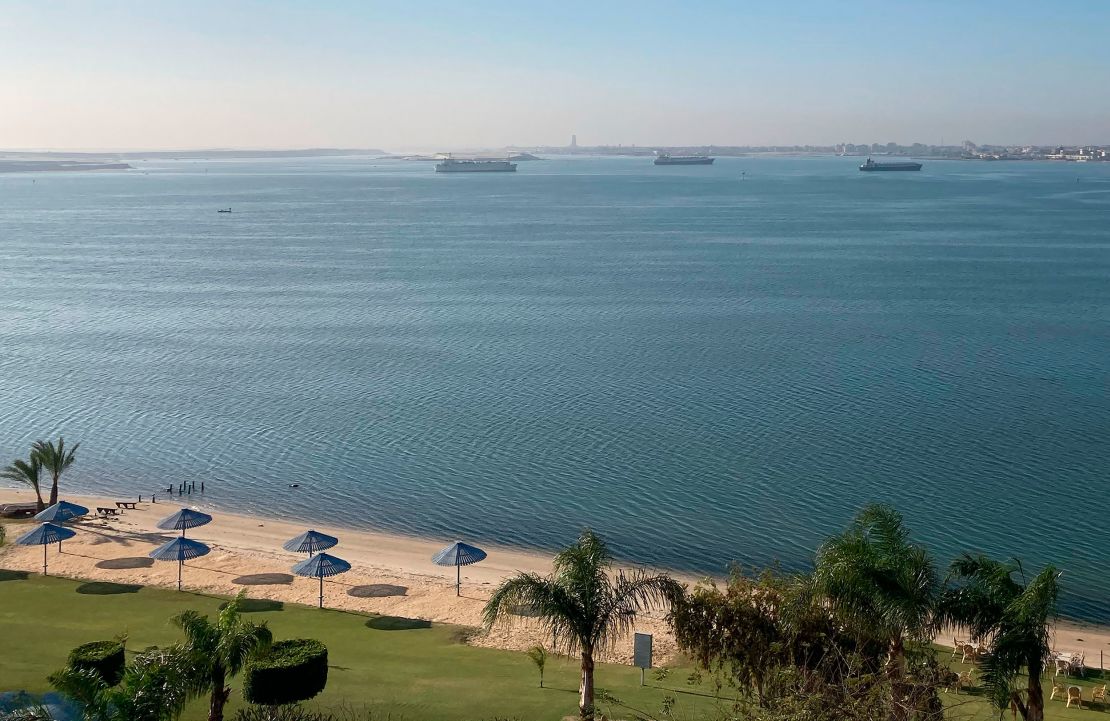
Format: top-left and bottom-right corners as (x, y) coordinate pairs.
(3, 488), (1108, 669)
(0, 489), (689, 665)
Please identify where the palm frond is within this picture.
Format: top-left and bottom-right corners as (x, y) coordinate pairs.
(484, 572), (591, 653)
(595, 570), (684, 650)
(815, 504), (937, 645)
(1, 458), (43, 489)
(32, 438), (80, 474)
(49, 666), (111, 721)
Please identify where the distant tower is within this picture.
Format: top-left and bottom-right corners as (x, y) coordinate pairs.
(570, 134), (578, 149)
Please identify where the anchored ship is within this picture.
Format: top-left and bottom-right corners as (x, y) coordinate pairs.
(859, 158), (922, 172)
(434, 157), (517, 173)
(654, 153), (714, 166)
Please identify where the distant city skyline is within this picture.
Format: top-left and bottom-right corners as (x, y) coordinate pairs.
(4, 0), (1110, 150)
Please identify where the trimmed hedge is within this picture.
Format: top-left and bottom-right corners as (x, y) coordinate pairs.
(68, 641), (125, 686)
(242, 639), (328, 705)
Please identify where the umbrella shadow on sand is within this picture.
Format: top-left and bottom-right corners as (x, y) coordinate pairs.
(95, 557), (156, 570)
(233, 573), (296, 586)
(82, 527), (176, 547)
(347, 584), (408, 598)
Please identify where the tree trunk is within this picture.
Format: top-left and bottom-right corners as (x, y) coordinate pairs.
(209, 666), (230, 721)
(579, 650), (595, 720)
(49, 474), (59, 507)
(1024, 662), (1045, 721)
(33, 490), (45, 512)
(886, 637), (911, 721)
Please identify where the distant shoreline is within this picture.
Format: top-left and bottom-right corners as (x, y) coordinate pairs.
(0, 161), (133, 173)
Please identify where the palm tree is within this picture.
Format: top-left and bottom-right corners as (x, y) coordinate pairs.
(33, 437), (80, 506)
(526, 644), (548, 688)
(173, 592), (273, 721)
(2, 456), (46, 511)
(938, 554), (1059, 721)
(814, 504), (938, 721)
(483, 530), (683, 720)
(51, 648), (193, 721)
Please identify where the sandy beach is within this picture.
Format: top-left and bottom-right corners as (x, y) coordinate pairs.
(0, 488), (690, 665)
(3, 487), (1108, 670)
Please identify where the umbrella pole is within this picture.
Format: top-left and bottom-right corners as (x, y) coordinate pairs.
(319, 574), (324, 609)
(43, 544), (48, 575)
(456, 563), (461, 597)
(178, 560), (183, 591)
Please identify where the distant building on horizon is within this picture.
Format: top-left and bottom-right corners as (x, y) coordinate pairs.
(570, 134), (577, 148)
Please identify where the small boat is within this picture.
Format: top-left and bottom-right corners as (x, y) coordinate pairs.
(217, 208), (232, 213)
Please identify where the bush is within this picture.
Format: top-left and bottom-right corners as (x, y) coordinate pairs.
(67, 640), (126, 686)
(243, 639), (328, 706)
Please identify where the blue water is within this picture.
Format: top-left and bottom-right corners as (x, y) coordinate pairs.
(1, 156), (1108, 620)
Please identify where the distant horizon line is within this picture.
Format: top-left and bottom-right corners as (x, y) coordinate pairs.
(3, 140), (1110, 155)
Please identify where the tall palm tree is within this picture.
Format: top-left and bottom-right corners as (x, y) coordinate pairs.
(51, 648), (193, 721)
(2, 455), (46, 511)
(173, 592), (273, 721)
(938, 554), (1059, 721)
(33, 437), (80, 506)
(483, 530), (683, 720)
(814, 504), (938, 721)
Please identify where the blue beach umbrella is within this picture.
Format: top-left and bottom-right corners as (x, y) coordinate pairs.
(432, 541), (487, 596)
(282, 529), (338, 557)
(15, 522), (77, 575)
(34, 500), (89, 524)
(292, 552), (351, 608)
(149, 537), (211, 591)
(155, 508), (213, 537)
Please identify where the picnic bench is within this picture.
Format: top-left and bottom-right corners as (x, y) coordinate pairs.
(96, 507), (121, 517)
(116, 501), (137, 510)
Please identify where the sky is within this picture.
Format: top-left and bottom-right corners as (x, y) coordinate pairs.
(3, 0), (1109, 151)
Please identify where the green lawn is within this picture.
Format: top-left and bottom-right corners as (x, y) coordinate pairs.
(940, 650), (1108, 721)
(0, 569), (721, 721)
(2, 569), (1106, 721)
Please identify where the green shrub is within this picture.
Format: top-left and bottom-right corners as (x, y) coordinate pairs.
(67, 640), (126, 686)
(243, 639), (328, 705)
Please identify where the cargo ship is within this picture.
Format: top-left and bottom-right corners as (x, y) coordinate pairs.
(859, 158), (922, 172)
(434, 157), (517, 173)
(654, 153), (714, 166)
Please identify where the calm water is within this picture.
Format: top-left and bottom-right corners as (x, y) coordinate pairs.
(1, 156), (1108, 620)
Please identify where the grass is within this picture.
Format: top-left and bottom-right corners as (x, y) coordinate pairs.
(940, 649), (1108, 721)
(2, 570), (1107, 721)
(0, 570), (722, 721)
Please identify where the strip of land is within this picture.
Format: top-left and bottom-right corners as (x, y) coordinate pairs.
(2, 488), (1107, 670)
(0, 488), (685, 664)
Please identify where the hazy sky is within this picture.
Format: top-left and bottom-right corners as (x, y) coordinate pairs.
(4, 0), (1109, 150)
